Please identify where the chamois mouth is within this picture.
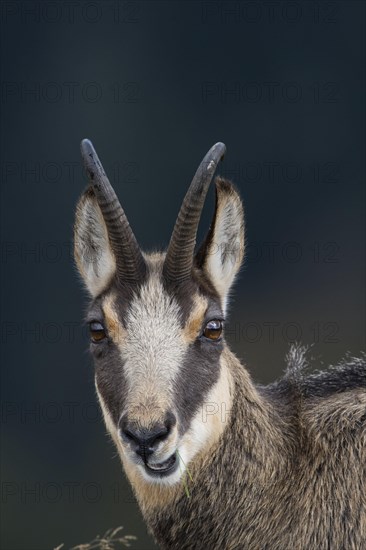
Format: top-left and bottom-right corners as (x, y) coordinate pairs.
(144, 452), (178, 477)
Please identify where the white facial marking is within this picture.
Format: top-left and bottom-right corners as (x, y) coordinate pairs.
(174, 356), (233, 480)
(121, 274), (186, 408)
(94, 263), (233, 488)
(116, 357), (232, 487)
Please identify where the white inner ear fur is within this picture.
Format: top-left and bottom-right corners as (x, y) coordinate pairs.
(204, 183), (244, 314)
(74, 192), (116, 297)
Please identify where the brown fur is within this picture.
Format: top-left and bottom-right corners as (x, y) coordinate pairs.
(136, 347), (366, 549)
(74, 150), (365, 548)
(102, 294), (127, 343)
(182, 295), (208, 343)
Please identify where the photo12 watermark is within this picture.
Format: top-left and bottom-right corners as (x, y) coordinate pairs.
(0, 1), (142, 24)
(201, 1), (339, 24)
(1, 81), (142, 104)
(201, 81), (341, 104)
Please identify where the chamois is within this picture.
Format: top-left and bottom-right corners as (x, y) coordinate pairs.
(74, 139), (366, 549)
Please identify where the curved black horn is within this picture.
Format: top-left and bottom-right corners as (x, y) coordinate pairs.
(163, 142), (226, 284)
(80, 138), (146, 284)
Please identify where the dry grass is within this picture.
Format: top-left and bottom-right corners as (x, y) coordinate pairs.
(54, 526), (137, 550)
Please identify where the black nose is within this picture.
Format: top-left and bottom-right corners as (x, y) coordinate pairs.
(119, 412), (176, 459)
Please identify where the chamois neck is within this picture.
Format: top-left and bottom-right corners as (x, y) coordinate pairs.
(222, 348), (293, 475)
(139, 350), (294, 549)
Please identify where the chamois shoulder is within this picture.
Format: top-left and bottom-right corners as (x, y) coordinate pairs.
(265, 345), (366, 400)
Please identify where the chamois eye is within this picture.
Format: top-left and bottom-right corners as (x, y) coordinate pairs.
(203, 320), (223, 341)
(89, 321), (106, 343)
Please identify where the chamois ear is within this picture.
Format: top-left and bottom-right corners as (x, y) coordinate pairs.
(195, 177), (244, 312)
(74, 187), (116, 297)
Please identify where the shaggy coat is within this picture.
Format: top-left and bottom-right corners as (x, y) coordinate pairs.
(140, 346), (366, 549)
(74, 139), (366, 550)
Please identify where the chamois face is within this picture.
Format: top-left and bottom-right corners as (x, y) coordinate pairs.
(74, 140), (244, 485)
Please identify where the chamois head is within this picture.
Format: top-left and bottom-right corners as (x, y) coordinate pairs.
(74, 139), (244, 486)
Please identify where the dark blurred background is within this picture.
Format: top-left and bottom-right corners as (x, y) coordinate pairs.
(1, 1), (365, 549)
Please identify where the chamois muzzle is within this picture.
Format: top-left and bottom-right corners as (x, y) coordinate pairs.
(163, 142), (226, 284)
(80, 138), (146, 284)
(119, 413), (178, 476)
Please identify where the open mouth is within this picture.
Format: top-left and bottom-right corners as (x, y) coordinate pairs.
(144, 452), (178, 477)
